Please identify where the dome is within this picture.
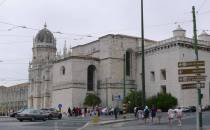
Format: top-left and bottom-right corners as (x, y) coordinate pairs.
(35, 24), (55, 43)
(173, 25), (186, 37)
(198, 31), (210, 41)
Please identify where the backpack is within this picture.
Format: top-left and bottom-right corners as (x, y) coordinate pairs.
(144, 109), (149, 116)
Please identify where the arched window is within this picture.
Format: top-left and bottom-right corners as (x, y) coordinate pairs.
(87, 65), (96, 91)
(60, 66), (65, 75)
(126, 50), (133, 76)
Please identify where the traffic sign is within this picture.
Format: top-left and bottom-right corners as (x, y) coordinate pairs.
(58, 104), (62, 109)
(181, 83), (205, 89)
(114, 95), (122, 101)
(178, 68), (205, 75)
(178, 76), (206, 82)
(178, 61), (205, 68)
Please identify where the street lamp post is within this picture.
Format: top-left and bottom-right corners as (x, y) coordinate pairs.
(123, 54), (126, 99)
(141, 0), (146, 107)
(192, 6), (203, 130)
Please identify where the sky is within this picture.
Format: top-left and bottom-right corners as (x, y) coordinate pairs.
(0, 0), (209, 86)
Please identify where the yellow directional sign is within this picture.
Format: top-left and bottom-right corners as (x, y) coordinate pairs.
(178, 68), (205, 75)
(181, 83), (205, 89)
(178, 76), (206, 82)
(178, 61), (205, 68)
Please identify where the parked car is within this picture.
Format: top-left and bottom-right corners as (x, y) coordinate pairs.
(202, 105), (210, 111)
(174, 106), (196, 113)
(188, 106), (196, 112)
(41, 108), (62, 119)
(10, 108), (25, 117)
(16, 109), (48, 122)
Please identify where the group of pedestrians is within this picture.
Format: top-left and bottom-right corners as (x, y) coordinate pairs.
(134, 105), (183, 127)
(68, 107), (85, 117)
(168, 108), (183, 126)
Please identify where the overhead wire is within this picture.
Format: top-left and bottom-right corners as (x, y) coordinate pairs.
(0, 0), (7, 8)
(198, 0), (208, 12)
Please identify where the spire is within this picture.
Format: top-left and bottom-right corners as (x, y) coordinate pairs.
(63, 40), (67, 56)
(44, 22), (47, 28)
(68, 43), (72, 55)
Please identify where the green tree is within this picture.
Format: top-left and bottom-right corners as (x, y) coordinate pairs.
(83, 93), (101, 108)
(146, 93), (177, 111)
(123, 90), (142, 113)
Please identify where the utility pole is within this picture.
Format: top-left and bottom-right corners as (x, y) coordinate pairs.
(141, 0), (146, 107)
(123, 54), (126, 98)
(192, 6), (202, 130)
(106, 78), (108, 106)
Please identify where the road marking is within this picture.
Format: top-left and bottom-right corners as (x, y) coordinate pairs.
(76, 122), (89, 130)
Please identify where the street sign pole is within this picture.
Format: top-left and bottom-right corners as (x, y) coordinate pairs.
(192, 6), (202, 130)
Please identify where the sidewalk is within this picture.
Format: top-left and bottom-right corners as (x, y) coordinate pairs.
(0, 116), (16, 122)
(79, 112), (201, 130)
(89, 114), (136, 126)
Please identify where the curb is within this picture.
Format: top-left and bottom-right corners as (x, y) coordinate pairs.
(76, 118), (136, 130)
(89, 118), (136, 126)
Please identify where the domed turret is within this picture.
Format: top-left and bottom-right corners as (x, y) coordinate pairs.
(198, 31), (210, 41)
(173, 25), (186, 37)
(32, 23), (57, 65)
(35, 23), (55, 43)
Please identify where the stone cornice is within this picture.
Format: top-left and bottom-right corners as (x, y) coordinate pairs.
(138, 37), (210, 55)
(55, 56), (100, 63)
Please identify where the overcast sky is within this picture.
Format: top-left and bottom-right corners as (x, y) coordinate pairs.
(0, 0), (209, 86)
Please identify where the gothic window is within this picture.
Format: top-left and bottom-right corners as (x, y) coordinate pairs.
(150, 71), (155, 81)
(160, 69), (166, 80)
(126, 50), (133, 76)
(161, 85), (167, 94)
(60, 66), (65, 75)
(87, 65), (96, 91)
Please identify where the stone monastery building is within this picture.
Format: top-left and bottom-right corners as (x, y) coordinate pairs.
(28, 24), (210, 112)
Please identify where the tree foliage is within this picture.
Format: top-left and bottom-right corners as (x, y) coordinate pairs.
(123, 90), (142, 112)
(146, 93), (177, 111)
(83, 93), (101, 107)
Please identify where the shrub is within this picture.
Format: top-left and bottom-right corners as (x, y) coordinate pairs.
(146, 93), (177, 111)
(83, 93), (101, 107)
(123, 90), (142, 113)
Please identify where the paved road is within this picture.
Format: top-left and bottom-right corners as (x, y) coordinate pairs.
(84, 112), (210, 130)
(0, 116), (89, 130)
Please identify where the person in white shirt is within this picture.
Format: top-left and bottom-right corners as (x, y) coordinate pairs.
(168, 109), (174, 127)
(176, 108), (183, 126)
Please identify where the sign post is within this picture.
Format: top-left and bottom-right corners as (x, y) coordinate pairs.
(58, 104), (62, 112)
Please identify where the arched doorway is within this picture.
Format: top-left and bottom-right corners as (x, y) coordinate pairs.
(87, 65), (96, 91)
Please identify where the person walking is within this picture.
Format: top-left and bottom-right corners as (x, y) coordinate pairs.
(176, 108), (183, 126)
(156, 108), (162, 124)
(143, 106), (150, 124)
(168, 109), (174, 127)
(151, 105), (156, 123)
(114, 107), (118, 119)
(68, 107), (72, 117)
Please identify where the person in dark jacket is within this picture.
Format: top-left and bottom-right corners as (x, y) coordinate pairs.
(114, 107), (118, 119)
(151, 105), (157, 123)
(68, 107), (72, 117)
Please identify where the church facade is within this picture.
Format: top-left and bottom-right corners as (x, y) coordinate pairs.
(28, 25), (210, 112)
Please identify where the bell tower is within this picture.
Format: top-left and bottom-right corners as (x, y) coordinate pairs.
(28, 24), (56, 109)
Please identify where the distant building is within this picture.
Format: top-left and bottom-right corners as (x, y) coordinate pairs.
(0, 83), (29, 115)
(28, 24), (210, 112)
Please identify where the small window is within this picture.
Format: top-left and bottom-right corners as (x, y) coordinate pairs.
(161, 85), (166, 94)
(60, 66), (65, 75)
(160, 69), (166, 80)
(150, 71), (155, 81)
